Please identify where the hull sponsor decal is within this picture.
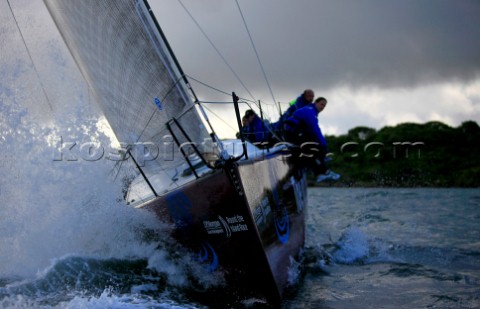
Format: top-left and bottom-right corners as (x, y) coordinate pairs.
(203, 215), (248, 237)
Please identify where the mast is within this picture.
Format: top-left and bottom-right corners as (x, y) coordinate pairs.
(142, 0), (199, 103)
(142, 0), (220, 144)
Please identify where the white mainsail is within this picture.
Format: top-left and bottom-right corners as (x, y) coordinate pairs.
(44, 0), (217, 176)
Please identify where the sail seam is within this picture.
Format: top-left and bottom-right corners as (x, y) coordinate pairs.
(7, 0), (54, 112)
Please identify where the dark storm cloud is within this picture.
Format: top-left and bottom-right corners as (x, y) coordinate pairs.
(154, 0), (480, 95)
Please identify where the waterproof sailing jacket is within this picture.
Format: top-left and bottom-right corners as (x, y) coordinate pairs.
(285, 104), (327, 148)
(243, 115), (270, 144)
(284, 94), (312, 119)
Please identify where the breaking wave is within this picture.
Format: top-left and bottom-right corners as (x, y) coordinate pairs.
(0, 91), (225, 307)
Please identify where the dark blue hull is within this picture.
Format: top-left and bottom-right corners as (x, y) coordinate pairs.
(141, 152), (307, 305)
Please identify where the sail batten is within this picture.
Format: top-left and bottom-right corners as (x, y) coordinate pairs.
(44, 0), (215, 171)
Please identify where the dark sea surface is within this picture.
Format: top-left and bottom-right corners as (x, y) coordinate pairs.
(1, 188), (479, 308)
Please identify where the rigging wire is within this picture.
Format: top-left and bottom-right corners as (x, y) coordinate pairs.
(202, 100), (281, 143)
(6, 0), (54, 112)
(188, 74), (279, 113)
(186, 74), (257, 108)
(199, 101), (248, 105)
(188, 74), (291, 124)
(234, 0), (279, 114)
(186, 74), (233, 98)
(198, 101), (235, 104)
(177, 0), (257, 103)
(202, 104), (238, 133)
(200, 101), (254, 112)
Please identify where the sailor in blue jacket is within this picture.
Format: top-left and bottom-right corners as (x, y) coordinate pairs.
(242, 109), (271, 144)
(285, 97), (340, 182)
(279, 89), (315, 124)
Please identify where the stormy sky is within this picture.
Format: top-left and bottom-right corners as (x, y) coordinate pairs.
(2, 0), (480, 137)
(151, 0), (480, 136)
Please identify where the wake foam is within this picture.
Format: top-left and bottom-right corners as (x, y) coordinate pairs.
(0, 95), (165, 278)
(332, 226), (370, 264)
(313, 225), (480, 277)
(304, 226), (398, 266)
(0, 94), (225, 307)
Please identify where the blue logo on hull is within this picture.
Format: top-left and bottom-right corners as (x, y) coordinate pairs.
(272, 187), (290, 244)
(193, 241), (219, 272)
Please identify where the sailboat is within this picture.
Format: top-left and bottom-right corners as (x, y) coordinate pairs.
(44, 0), (308, 305)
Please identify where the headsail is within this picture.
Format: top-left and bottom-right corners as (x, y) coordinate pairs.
(44, 0), (217, 173)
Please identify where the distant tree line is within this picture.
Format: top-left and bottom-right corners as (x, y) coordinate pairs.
(311, 120), (480, 187)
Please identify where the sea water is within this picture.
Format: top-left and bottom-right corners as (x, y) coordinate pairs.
(285, 188), (480, 309)
(1, 87), (479, 308)
(1, 185), (479, 308)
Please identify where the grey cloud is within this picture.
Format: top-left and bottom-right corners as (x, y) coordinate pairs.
(154, 0), (480, 97)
